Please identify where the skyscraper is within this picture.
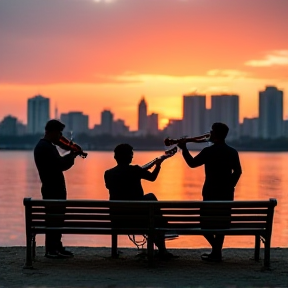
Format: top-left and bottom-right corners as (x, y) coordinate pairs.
(259, 86), (283, 139)
(101, 110), (113, 135)
(138, 97), (147, 135)
(182, 95), (206, 137)
(60, 111), (89, 137)
(210, 95), (239, 140)
(27, 95), (50, 134)
(147, 113), (159, 135)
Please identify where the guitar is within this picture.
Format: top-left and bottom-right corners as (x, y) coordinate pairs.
(141, 146), (178, 170)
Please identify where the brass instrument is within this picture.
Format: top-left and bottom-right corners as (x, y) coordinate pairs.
(164, 132), (210, 146)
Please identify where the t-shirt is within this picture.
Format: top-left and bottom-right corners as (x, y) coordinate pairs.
(104, 164), (155, 200)
(182, 143), (242, 200)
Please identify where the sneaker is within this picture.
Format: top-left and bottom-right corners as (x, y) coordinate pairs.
(201, 252), (222, 262)
(45, 251), (65, 259)
(58, 248), (74, 258)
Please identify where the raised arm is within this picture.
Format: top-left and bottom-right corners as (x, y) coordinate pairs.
(178, 142), (206, 168)
(139, 160), (162, 182)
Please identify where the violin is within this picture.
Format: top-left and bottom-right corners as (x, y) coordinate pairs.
(141, 146), (178, 170)
(57, 135), (88, 158)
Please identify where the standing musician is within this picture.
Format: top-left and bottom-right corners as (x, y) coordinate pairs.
(104, 143), (178, 260)
(177, 122), (242, 262)
(34, 119), (79, 259)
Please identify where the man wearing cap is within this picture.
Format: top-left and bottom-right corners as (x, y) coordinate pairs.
(34, 119), (78, 258)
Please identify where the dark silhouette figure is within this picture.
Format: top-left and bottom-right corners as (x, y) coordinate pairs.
(177, 122), (242, 262)
(34, 119), (78, 259)
(104, 143), (177, 259)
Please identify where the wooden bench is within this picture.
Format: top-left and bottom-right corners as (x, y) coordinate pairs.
(23, 197), (277, 268)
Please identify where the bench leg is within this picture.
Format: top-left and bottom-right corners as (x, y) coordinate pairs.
(264, 237), (271, 268)
(32, 234), (36, 261)
(111, 234), (118, 258)
(147, 234), (154, 267)
(254, 235), (260, 261)
(23, 234), (33, 269)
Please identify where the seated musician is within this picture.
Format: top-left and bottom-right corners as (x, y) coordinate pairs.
(104, 143), (177, 260)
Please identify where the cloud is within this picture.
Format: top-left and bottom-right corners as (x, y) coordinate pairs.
(245, 50), (288, 67)
(94, 69), (251, 86)
(206, 69), (248, 78)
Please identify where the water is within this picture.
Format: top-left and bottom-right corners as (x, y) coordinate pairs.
(0, 150), (287, 249)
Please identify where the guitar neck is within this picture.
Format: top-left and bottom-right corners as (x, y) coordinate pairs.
(141, 154), (169, 170)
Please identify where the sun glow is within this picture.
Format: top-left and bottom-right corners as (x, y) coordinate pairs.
(93, 0), (116, 3)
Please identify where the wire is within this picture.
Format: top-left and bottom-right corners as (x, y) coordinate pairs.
(128, 234), (148, 250)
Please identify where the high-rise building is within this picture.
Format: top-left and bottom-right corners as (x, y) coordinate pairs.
(0, 115), (18, 136)
(60, 111), (89, 137)
(112, 119), (129, 136)
(163, 119), (183, 138)
(210, 95), (239, 140)
(138, 97), (147, 135)
(283, 120), (288, 138)
(101, 110), (113, 135)
(259, 86), (283, 139)
(182, 95), (206, 137)
(240, 117), (259, 138)
(147, 113), (159, 135)
(27, 95), (50, 134)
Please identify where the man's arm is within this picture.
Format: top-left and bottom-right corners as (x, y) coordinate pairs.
(231, 151), (242, 187)
(59, 151), (76, 171)
(178, 143), (206, 168)
(140, 160), (162, 182)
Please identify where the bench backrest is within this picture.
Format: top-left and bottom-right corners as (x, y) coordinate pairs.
(23, 198), (277, 233)
(155, 199), (277, 231)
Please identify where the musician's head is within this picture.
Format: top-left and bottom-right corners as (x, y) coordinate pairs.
(44, 119), (65, 143)
(210, 122), (229, 143)
(114, 143), (133, 165)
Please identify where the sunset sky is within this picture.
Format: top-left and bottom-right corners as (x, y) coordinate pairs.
(0, 0), (287, 130)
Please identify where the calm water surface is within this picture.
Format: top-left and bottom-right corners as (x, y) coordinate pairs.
(0, 150), (287, 249)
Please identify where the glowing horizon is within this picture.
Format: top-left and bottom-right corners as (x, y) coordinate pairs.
(0, 0), (287, 129)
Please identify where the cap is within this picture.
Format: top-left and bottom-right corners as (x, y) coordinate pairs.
(45, 119), (65, 132)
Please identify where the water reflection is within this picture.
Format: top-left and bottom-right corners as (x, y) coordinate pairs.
(0, 150), (287, 248)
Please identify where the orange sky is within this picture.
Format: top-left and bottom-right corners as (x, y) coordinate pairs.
(0, 0), (287, 130)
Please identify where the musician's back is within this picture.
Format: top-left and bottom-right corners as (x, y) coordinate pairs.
(104, 165), (145, 201)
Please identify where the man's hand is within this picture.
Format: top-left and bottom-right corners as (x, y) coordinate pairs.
(154, 158), (164, 167)
(177, 138), (187, 150)
(69, 150), (79, 158)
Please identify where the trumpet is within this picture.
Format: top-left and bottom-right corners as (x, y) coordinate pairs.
(164, 132), (211, 146)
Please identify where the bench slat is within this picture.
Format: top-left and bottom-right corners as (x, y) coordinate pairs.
(30, 214), (149, 221)
(161, 216), (268, 221)
(31, 208), (111, 214)
(165, 222), (267, 228)
(161, 208), (269, 215)
(30, 227), (150, 235)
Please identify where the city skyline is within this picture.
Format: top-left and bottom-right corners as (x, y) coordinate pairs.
(0, 85), (286, 131)
(0, 0), (288, 129)
(0, 85), (286, 141)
